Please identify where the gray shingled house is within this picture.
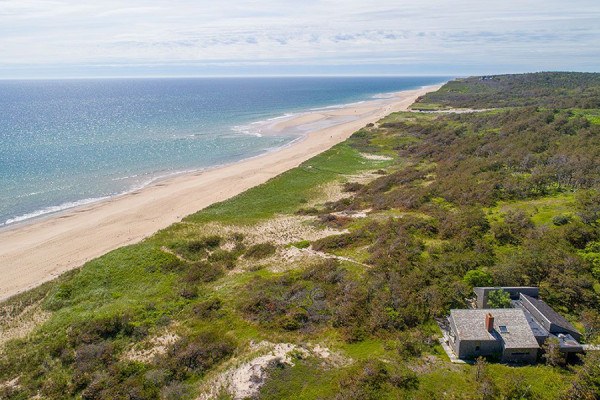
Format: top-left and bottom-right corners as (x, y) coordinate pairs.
(447, 287), (583, 362)
(448, 309), (539, 363)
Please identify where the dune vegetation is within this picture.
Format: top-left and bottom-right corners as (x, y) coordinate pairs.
(1, 72), (600, 399)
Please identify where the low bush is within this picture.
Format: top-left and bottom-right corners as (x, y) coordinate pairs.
(160, 332), (236, 379)
(179, 285), (199, 300)
(171, 235), (223, 261)
(343, 182), (364, 192)
(183, 261), (224, 284)
(207, 249), (237, 270)
(312, 230), (369, 251)
(68, 314), (135, 345)
(318, 213), (353, 228)
(291, 240), (310, 249)
(335, 359), (418, 399)
(245, 243), (276, 259)
(193, 298), (223, 319)
(553, 214), (571, 226)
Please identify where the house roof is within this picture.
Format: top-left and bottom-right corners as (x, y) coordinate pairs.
(450, 308), (539, 349)
(520, 294), (580, 336)
(515, 300), (550, 338)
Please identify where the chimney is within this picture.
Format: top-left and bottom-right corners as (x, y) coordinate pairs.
(485, 313), (494, 332)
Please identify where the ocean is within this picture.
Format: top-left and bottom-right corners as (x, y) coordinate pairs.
(0, 76), (447, 227)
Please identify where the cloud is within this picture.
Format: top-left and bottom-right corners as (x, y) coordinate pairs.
(0, 0), (598, 77)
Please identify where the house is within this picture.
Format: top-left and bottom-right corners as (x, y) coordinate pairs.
(446, 287), (583, 363)
(448, 308), (539, 363)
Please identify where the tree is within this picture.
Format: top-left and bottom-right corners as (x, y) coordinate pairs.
(474, 357), (497, 400)
(562, 351), (600, 400)
(542, 337), (565, 367)
(581, 309), (600, 343)
(576, 189), (600, 226)
(463, 268), (493, 287)
(487, 289), (511, 308)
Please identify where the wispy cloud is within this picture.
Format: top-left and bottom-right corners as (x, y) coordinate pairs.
(0, 0), (598, 77)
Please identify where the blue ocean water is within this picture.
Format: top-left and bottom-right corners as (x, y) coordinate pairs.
(0, 76), (447, 227)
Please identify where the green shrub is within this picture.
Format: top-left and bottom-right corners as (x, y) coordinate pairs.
(183, 261), (224, 284)
(335, 359), (418, 399)
(161, 331), (236, 379)
(552, 214), (571, 226)
(343, 182), (364, 192)
(312, 231), (368, 251)
(292, 240), (310, 249)
(193, 298), (223, 319)
(487, 289), (511, 308)
(172, 235), (223, 260)
(69, 314), (135, 345)
(295, 207), (320, 215)
(208, 249), (237, 270)
(463, 268), (493, 287)
(179, 285), (199, 300)
(245, 243), (276, 259)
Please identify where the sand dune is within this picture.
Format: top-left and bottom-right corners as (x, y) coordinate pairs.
(0, 85), (441, 302)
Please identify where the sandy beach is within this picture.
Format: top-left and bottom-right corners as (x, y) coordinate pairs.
(0, 84), (441, 302)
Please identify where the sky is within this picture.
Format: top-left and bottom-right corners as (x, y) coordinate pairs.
(0, 0), (599, 78)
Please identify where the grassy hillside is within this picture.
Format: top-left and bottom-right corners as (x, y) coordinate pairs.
(1, 72), (600, 400)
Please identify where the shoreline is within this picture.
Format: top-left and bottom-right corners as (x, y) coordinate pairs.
(0, 84), (442, 302)
(0, 86), (430, 231)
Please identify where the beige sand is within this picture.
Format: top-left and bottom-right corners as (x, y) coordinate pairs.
(0, 85), (441, 301)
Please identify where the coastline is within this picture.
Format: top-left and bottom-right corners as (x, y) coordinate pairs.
(0, 84), (442, 302)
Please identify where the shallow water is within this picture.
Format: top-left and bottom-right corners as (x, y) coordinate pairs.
(0, 76), (447, 226)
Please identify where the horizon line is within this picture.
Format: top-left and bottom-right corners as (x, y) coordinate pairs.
(0, 73), (460, 81)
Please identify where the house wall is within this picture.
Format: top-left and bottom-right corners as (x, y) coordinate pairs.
(456, 339), (501, 359)
(501, 348), (538, 364)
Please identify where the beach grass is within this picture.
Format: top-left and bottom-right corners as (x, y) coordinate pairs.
(185, 141), (391, 225)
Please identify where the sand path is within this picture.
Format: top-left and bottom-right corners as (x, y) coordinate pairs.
(0, 85), (441, 301)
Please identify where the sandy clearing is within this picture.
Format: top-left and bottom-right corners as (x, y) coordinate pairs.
(0, 85), (442, 302)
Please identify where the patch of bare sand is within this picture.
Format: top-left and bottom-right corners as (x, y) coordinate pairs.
(0, 300), (49, 352)
(197, 341), (349, 400)
(204, 215), (345, 246)
(123, 330), (179, 363)
(282, 247), (370, 269)
(332, 208), (372, 219)
(0, 377), (20, 392)
(360, 153), (393, 161)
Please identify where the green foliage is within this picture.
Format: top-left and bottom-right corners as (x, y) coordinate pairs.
(335, 359), (418, 399)
(245, 242), (277, 259)
(562, 351), (600, 400)
(291, 240), (311, 249)
(488, 289), (512, 308)
(576, 189), (600, 225)
(159, 331), (236, 379)
(463, 268), (494, 287)
(415, 72), (600, 109)
(258, 357), (340, 399)
(170, 235), (222, 261)
(542, 337), (565, 367)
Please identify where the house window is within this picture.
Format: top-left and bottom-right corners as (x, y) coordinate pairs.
(499, 325), (509, 333)
(475, 345), (480, 351)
